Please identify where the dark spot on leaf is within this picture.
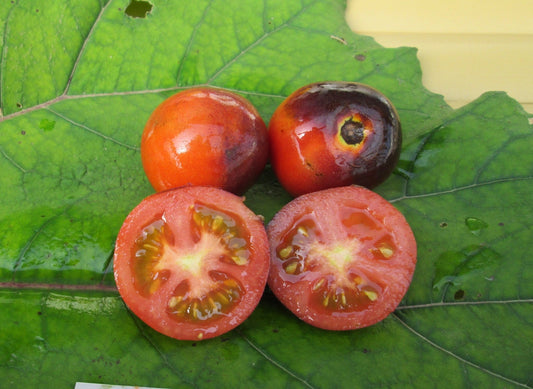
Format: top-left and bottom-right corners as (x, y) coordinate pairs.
(125, 0), (153, 18)
(355, 54), (366, 61)
(454, 289), (465, 300)
(21, 130), (26, 135)
(37, 311), (42, 316)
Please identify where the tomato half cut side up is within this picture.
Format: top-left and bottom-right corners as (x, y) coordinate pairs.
(113, 186), (270, 341)
(267, 186), (417, 331)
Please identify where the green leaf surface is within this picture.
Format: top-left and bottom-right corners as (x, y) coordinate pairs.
(1, 1), (531, 388)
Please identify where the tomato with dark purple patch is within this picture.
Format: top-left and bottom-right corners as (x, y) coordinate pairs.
(141, 87), (268, 195)
(113, 186), (270, 341)
(268, 81), (402, 197)
(267, 186), (417, 331)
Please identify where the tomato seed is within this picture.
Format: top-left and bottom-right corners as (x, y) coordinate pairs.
(168, 295), (183, 309)
(378, 245), (394, 258)
(216, 291), (230, 305)
(231, 255), (248, 265)
(312, 278), (326, 291)
(322, 292), (330, 307)
(279, 246), (293, 259)
(284, 261), (299, 274)
(363, 290), (378, 301)
(297, 226), (309, 237)
(211, 215), (225, 232)
(340, 291), (347, 306)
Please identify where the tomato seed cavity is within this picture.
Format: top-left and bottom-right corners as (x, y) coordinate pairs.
(167, 277), (242, 321)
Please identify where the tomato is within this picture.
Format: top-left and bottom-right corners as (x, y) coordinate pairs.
(268, 81), (402, 197)
(113, 186), (270, 340)
(141, 87), (268, 195)
(267, 186), (416, 331)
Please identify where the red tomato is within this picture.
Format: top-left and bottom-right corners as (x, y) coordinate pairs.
(268, 81), (402, 197)
(267, 186), (416, 331)
(113, 186), (270, 340)
(141, 87), (268, 195)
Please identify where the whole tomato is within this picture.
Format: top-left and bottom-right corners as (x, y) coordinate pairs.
(268, 81), (402, 197)
(141, 87), (268, 195)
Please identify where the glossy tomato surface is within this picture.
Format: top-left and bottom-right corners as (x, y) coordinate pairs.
(113, 186), (270, 341)
(267, 186), (416, 331)
(268, 81), (402, 197)
(141, 87), (268, 195)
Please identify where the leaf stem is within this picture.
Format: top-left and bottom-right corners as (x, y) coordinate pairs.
(0, 281), (118, 292)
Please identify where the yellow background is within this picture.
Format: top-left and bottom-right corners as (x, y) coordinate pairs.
(345, 0), (533, 113)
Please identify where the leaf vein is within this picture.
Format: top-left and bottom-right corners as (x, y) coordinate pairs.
(12, 215), (56, 279)
(397, 298), (533, 311)
(46, 107), (139, 150)
(0, 1), (18, 115)
(63, 0), (112, 95)
(392, 313), (532, 388)
(390, 176), (533, 203)
(0, 145), (27, 173)
(125, 306), (195, 386)
(239, 331), (315, 388)
(205, 0), (318, 85)
(175, 0), (215, 84)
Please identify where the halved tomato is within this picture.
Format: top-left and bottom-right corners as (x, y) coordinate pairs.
(267, 186), (417, 331)
(113, 186), (270, 340)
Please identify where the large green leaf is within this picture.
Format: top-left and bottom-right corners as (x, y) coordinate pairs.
(1, 1), (531, 388)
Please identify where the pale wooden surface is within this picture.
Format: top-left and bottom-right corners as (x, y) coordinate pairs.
(345, 0), (533, 113)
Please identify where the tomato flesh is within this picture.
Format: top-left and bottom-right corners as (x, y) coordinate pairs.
(267, 186), (417, 330)
(114, 186), (270, 340)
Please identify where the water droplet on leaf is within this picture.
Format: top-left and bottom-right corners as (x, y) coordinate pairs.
(465, 217), (488, 235)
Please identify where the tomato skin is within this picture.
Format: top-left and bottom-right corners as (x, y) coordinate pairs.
(268, 81), (401, 197)
(113, 186), (270, 341)
(267, 186), (416, 331)
(141, 87), (268, 195)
